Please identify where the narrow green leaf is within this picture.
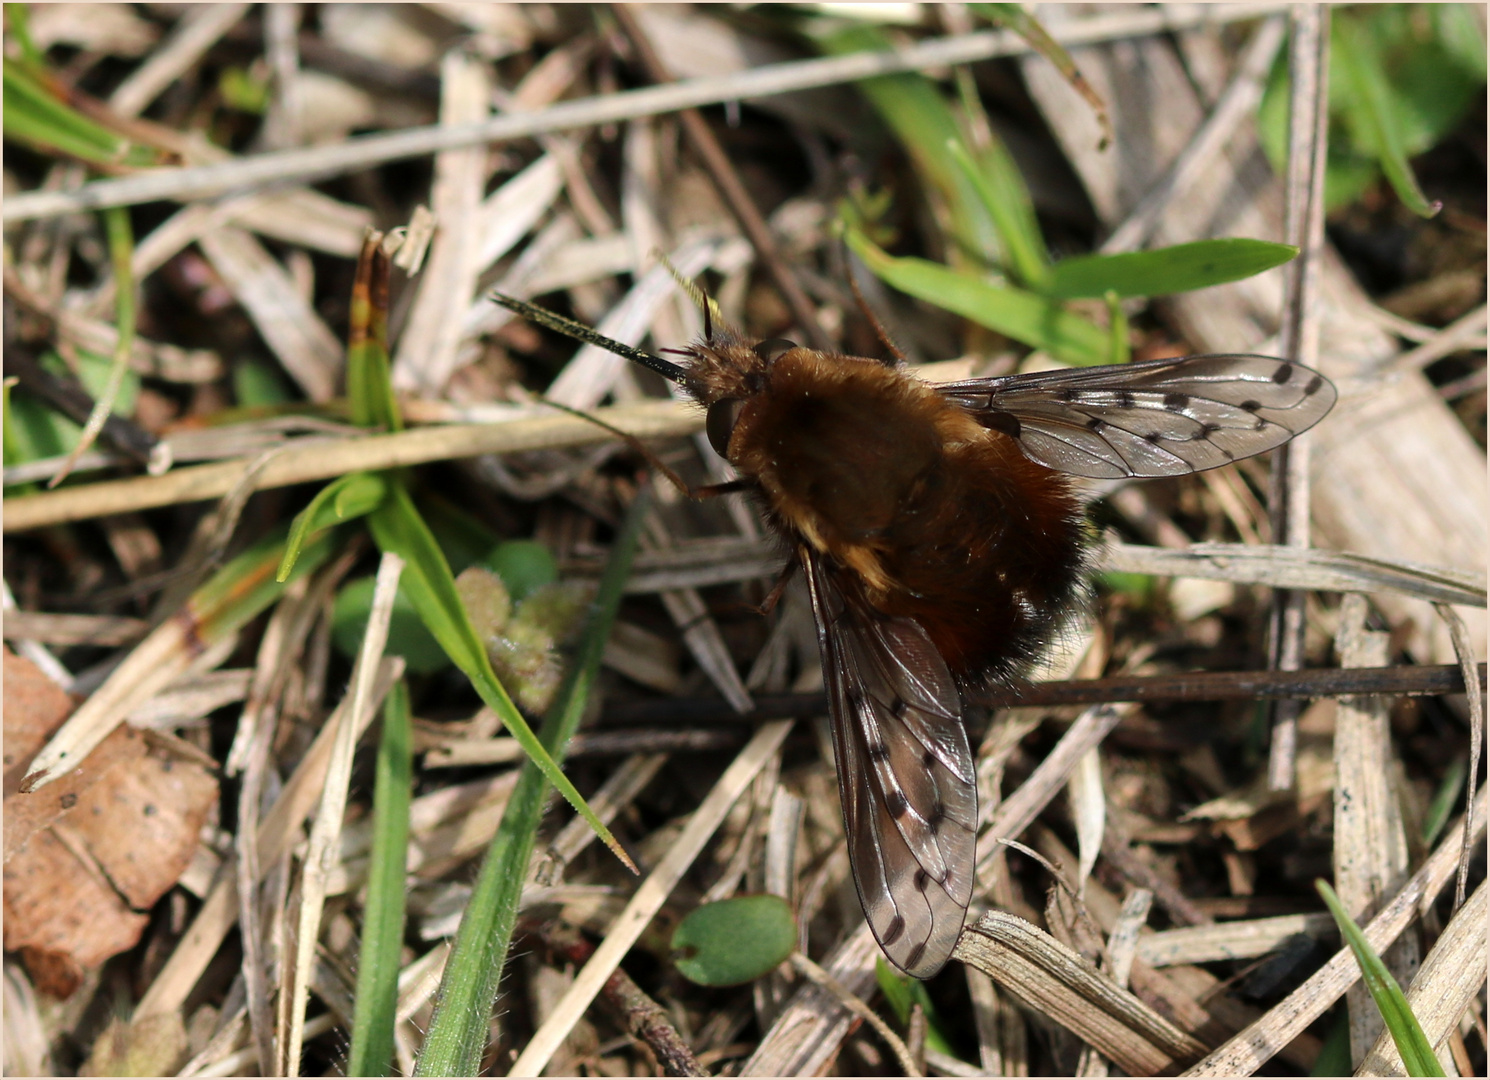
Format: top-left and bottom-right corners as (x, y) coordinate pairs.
(1334, 16), (1440, 218)
(846, 228), (1109, 366)
(348, 679), (413, 1079)
(1047, 239), (1299, 300)
(277, 471), (388, 581)
(1104, 290), (1130, 366)
(346, 237), (400, 432)
(817, 23), (1002, 267)
(1421, 756), (1467, 847)
(672, 896), (797, 987)
(873, 959), (957, 1057)
(2, 64), (157, 167)
(947, 137), (1050, 290)
(969, 3), (1112, 148)
(367, 484), (628, 872)
(417, 488), (651, 1077)
(1315, 880), (1445, 1076)
(188, 530), (337, 645)
(1310, 1009), (1353, 1076)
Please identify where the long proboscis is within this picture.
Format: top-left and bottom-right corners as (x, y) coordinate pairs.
(487, 291), (691, 385)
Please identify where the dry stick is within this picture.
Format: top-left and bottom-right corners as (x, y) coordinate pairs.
(790, 952), (922, 1078)
(1357, 879), (1488, 1076)
(134, 658), (400, 1019)
(1100, 14), (1287, 254)
(612, 5), (832, 353)
(280, 553), (402, 1076)
(506, 719), (794, 1077)
(542, 925), (705, 1077)
(1184, 788), (1487, 1076)
(1382, 302), (1487, 375)
(1, 400), (694, 533)
(1435, 602), (1484, 913)
(3, 3), (1294, 223)
(1266, 5), (1331, 792)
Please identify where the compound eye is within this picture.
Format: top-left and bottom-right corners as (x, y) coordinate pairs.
(706, 398), (745, 458)
(753, 338), (797, 364)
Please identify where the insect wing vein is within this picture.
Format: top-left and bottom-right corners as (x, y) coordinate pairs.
(801, 548), (975, 979)
(940, 354), (1336, 478)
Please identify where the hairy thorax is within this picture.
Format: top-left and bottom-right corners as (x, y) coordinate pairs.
(722, 349), (1086, 678)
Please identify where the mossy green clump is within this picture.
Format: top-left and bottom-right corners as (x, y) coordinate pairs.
(454, 566), (594, 714)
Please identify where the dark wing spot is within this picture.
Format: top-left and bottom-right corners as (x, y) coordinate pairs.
(890, 697), (909, 719)
(922, 751), (937, 769)
(882, 914), (906, 945)
(1240, 400), (1262, 413)
(1087, 417), (1108, 432)
(904, 942), (927, 970)
(1272, 363), (1293, 384)
(1059, 388), (1079, 402)
(1304, 374), (1323, 396)
(1117, 389), (1136, 409)
(913, 869), (930, 891)
(1163, 392), (1190, 412)
(1201, 422), (1222, 435)
(885, 790), (910, 819)
(1144, 432), (1165, 444)
(977, 411), (1021, 439)
(927, 803), (946, 834)
(867, 741), (892, 763)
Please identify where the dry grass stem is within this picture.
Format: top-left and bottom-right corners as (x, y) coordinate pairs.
(1136, 912), (1337, 968)
(1357, 880), (1487, 1076)
(1185, 789), (1487, 1075)
(952, 911), (1207, 1076)
(789, 951), (922, 1077)
(507, 719), (793, 1077)
(3, 3), (1295, 223)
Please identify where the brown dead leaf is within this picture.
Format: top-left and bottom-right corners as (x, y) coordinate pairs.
(1, 650), (218, 997)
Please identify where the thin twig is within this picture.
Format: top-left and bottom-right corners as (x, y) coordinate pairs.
(2, 4), (1295, 222)
(1101, 15), (1287, 254)
(1266, 5), (1331, 792)
(1434, 603), (1484, 913)
(280, 554), (402, 1075)
(789, 952), (922, 1078)
(612, 5), (832, 352)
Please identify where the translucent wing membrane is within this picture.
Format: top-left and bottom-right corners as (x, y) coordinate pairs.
(939, 355), (1336, 479)
(801, 548), (977, 978)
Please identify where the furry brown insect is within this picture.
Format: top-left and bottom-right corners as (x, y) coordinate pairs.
(490, 290), (1336, 979)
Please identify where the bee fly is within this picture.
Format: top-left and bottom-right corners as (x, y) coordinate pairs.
(489, 288), (1335, 978)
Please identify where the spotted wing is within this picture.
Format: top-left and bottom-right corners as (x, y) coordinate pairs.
(800, 547), (977, 979)
(938, 354), (1336, 479)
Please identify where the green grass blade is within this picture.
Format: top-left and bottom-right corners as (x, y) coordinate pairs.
(367, 483), (629, 870)
(1334, 16), (1440, 218)
(189, 530), (336, 642)
(416, 487), (651, 1076)
(1315, 879), (1445, 1076)
(2, 63), (156, 167)
(816, 23), (1002, 267)
(1047, 239), (1298, 300)
(946, 137), (1050, 290)
(277, 471), (389, 581)
(347, 235), (400, 432)
(348, 678), (414, 1078)
(846, 227), (1108, 366)
(1421, 756), (1467, 847)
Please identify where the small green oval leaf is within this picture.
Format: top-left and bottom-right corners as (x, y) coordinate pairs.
(333, 576), (451, 676)
(672, 895), (797, 987)
(1047, 239), (1299, 300)
(486, 540), (559, 603)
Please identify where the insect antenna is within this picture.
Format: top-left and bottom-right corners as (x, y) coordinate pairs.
(487, 291), (690, 384)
